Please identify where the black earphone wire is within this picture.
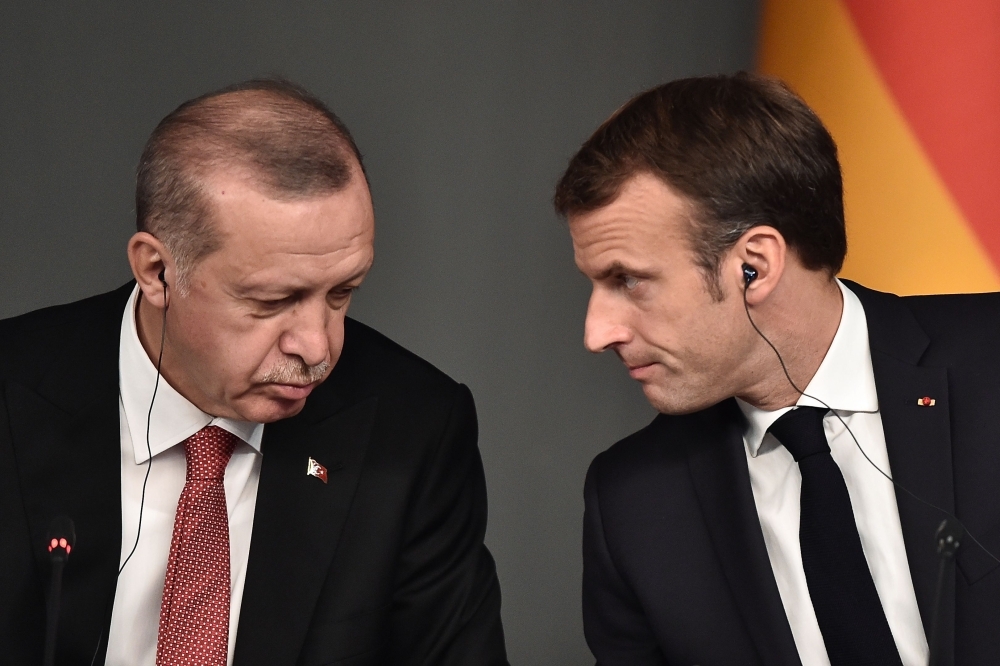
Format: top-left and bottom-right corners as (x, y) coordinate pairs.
(117, 284), (165, 574)
(90, 282), (167, 666)
(742, 278), (999, 565)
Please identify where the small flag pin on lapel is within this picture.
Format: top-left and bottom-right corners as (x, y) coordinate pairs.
(917, 396), (936, 407)
(306, 457), (328, 483)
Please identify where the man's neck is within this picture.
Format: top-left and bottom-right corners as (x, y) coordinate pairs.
(738, 276), (844, 412)
(135, 290), (190, 409)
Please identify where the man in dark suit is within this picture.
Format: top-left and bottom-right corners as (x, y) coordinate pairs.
(554, 73), (1000, 665)
(0, 79), (507, 665)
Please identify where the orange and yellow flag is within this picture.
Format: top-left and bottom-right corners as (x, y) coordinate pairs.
(759, 0), (1000, 295)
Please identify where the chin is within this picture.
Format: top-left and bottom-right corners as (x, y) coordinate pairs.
(644, 385), (717, 416)
(240, 397), (309, 424)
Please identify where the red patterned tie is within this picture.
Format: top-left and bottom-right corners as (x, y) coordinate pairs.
(157, 425), (238, 666)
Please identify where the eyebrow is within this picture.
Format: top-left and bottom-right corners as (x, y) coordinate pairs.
(236, 268), (371, 299)
(591, 261), (653, 281)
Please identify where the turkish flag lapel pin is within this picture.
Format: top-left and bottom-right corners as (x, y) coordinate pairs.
(306, 457), (328, 483)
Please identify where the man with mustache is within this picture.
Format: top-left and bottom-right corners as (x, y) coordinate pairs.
(0, 79), (507, 665)
(557, 73), (1000, 665)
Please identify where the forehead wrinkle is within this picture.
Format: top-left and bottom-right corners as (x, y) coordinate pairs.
(584, 202), (695, 252)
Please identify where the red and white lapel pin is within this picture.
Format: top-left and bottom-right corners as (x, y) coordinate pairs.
(306, 457), (328, 483)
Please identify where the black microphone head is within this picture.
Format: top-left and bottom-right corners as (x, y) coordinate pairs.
(46, 516), (76, 560)
(935, 518), (964, 557)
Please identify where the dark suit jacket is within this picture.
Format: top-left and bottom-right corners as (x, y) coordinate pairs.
(0, 283), (508, 666)
(583, 281), (1000, 666)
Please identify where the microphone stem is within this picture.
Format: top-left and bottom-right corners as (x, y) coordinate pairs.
(43, 557), (65, 666)
(928, 551), (952, 666)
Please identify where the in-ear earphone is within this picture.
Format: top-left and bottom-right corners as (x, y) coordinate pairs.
(742, 264), (758, 286)
(158, 268), (169, 312)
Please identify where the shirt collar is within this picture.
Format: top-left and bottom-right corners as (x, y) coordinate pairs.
(119, 285), (264, 464)
(737, 279), (879, 457)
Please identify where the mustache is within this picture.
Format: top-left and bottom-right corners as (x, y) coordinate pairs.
(257, 358), (331, 385)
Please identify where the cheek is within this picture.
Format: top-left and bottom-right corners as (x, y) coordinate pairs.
(325, 316), (347, 364)
(206, 319), (287, 381)
(649, 302), (730, 365)
(256, 326), (304, 367)
(633, 300), (690, 355)
(688, 308), (749, 375)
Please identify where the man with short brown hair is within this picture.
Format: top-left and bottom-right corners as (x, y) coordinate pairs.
(0, 79), (508, 666)
(558, 73), (1000, 665)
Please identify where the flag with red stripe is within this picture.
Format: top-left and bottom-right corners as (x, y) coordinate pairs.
(759, 0), (1000, 294)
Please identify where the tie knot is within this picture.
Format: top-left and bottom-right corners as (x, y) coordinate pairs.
(183, 425), (238, 480)
(766, 406), (830, 461)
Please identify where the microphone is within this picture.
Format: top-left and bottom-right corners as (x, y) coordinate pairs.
(928, 519), (963, 666)
(43, 516), (75, 666)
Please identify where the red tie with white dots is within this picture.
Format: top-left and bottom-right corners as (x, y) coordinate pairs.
(157, 425), (238, 666)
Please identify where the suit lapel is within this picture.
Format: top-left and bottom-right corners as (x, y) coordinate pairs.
(849, 280), (962, 664)
(870, 351), (956, 660)
(686, 400), (803, 666)
(233, 383), (378, 666)
(5, 286), (128, 661)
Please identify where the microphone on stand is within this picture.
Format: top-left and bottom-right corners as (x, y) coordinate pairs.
(928, 519), (963, 666)
(43, 516), (75, 666)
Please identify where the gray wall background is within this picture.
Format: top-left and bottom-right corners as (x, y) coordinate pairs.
(1, 2), (758, 663)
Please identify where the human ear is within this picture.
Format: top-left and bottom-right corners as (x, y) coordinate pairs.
(730, 226), (786, 306)
(127, 232), (174, 309)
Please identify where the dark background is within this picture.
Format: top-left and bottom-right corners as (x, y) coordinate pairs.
(1, 2), (758, 662)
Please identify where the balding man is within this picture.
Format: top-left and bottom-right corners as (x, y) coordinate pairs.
(0, 80), (508, 666)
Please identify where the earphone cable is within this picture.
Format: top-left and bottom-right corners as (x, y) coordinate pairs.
(742, 281), (999, 565)
(117, 287), (165, 574)
(91, 286), (166, 666)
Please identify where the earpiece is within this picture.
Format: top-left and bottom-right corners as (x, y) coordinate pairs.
(742, 264), (758, 286)
(157, 268), (169, 312)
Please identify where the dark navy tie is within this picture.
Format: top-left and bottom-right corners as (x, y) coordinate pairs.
(767, 406), (903, 666)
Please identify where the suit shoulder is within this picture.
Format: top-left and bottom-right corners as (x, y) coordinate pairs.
(901, 291), (1000, 359)
(0, 284), (132, 380)
(0, 283), (131, 339)
(847, 280), (1000, 364)
(588, 399), (742, 493)
(588, 413), (689, 489)
(901, 291), (1000, 325)
(340, 317), (463, 403)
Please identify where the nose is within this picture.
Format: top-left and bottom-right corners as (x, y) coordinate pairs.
(279, 300), (331, 368)
(583, 289), (631, 353)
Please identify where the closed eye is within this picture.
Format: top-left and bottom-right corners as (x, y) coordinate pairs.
(247, 285), (359, 313)
(327, 284), (360, 309)
(248, 294), (299, 316)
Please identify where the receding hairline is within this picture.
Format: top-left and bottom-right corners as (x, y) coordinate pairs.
(188, 141), (369, 202)
(180, 155), (371, 244)
(152, 86), (363, 179)
(135, 78), (367, 288)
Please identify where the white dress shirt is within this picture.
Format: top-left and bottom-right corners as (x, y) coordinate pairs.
(737, 280), (928, 666)
(105, 285), (265, 666)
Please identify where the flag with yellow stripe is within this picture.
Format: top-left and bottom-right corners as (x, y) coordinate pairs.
(759, 0), (1000, 294)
